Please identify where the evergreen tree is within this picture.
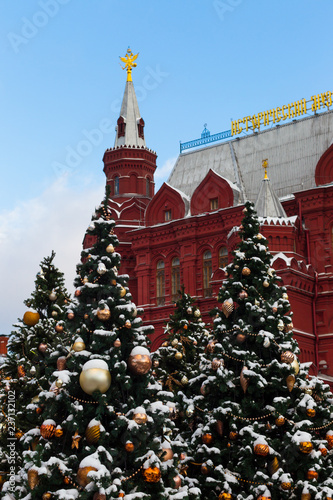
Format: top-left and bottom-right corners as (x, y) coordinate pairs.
(0, 252), (70, 490)
(186, 201), (333, 499)
(6, 194), (200, 499)
(152, 288), (211, 490)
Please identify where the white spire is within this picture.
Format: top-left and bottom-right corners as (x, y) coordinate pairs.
(114, 81), (146, 148)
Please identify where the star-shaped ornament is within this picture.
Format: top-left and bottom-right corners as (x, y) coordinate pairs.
(71, 430), (81, 449)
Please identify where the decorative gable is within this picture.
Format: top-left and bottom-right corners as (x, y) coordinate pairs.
(190, 169), (237, 216)
(145, 183), (188, 226)
(315, 142), (333, 186)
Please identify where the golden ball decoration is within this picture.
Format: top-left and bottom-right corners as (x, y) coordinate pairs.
(306, 408), (316, 418)
(84, 313), (89, 320)
(212, 358), (222, 370)
(172, 475), (182, 489)
(120, 287), (126, 297)
(85, 421), (101, 444)
(40, 421), (56, 439)
(175, 351), (183, 360)
(229, 431), (238, 441)
(125, 320), (132, 328)
(268, 457), (279, 475)
(306, 469), (318, 480)
(128, 347), (152, 375)
(49, 291), (57, 301)
(181, 375), (189, 385)
(281, 482), (292, 490)
(221, 298), (234, 318)
(97, 308), (111, 321)
(106, 244), (115, 253)
(263, 280), (269, 287)
(54, 427), (63, 438)
(219, 494), (232, 500)
(23, 310), (40, 327)
(285, 322), (294, 332)
(186, 405), (194, 417)
(161, 443), (174, 461)
(125, 441), (135, 452)
(277, 320), (285, 331)
(171, 338), (178, 347)
(275, 416), (285, 427)
(254, 443), (269, 456)
(258, 496), (271, 500)
(67, 312), (75, 320)
(142, 466), (161, 483)
(320, 446), (328, 456)
(77, 466), (98, 487)
(281, 351), (294, 363)
(27, 469), (39, 490)
(51, 310), (58, 317)
(300, 494), (311, 500)
(15, 430), (24, 439)
(55, 324), (63, 333)
(299, 441), (313, 454)
(239, 290), (248, 299)
(82, 276), (89, 284)
(194, 309), (201, 318)
(282, 292), (289, 300)
(326, 433), (333, 449)
(73, 339), (86, 352)
(42, 493), (52, 500)
(201, 463), (209, 474)
(291, 358), (300, 375)
(202, 433), (213, 445)
(55, 378), (63, 388)
(79, 360), (111, 395)
(114, 339), (121, 348)
(236, 333), (246, 343)
(242, 267), (251, 276)
(133, 407), (148, 424)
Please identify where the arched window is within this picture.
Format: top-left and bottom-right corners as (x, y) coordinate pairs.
(156, 260), (165, 306)
(203, 250), (212, 297)
(146, 177), (150, 197)
(171, 257), (180, 301)
(114, 176), (119, 195)
(219, 246), (228, 268)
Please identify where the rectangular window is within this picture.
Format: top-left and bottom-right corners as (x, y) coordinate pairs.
(164, 210), (172, 221)
(210, 198), (218, 210)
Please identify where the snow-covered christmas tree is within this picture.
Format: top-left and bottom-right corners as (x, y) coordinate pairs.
(5, 193), (200, 499)
(186, 201), (333, 499)
(0, 251), (70, 488)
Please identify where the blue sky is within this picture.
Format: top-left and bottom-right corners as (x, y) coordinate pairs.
(0, 0), (332, 334)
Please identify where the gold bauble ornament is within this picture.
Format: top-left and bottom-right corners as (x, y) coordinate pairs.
(181, 375), (189, 385)
(161, 443), (174, 461)
(320, 446), (328, 456)
(17, 365), (26, 378)
(240, 366), (249, 393)
(79, 361), (111, 395)
(85, 422), (101, 444)
(142, 466), (161, 483)
(186, 405), (194, 417)
(97, 308), (111, 321)
(82, 276), (89, 284)
(128, 347), (152, 375)
(219, 494), (232, 500)
(51, 310), (58, 317)
(221, 298), (234, 318)
(55, 427), (63, 438)
(125, 320), (132, 328)
(254, 443), (269, 456)
(73, 339), (86, 352)
(77, 466), (98, 487)
(258, 496), (271, 500)
(281, 482), (292, 490)
(242, 267), (251, 276)
(277, 320), (284, 331)
(27, 469), (39, 490)
(286, 374), (295, 392)
(326, 432), (333, 449)
(281, 351), (294, 363)
(15, 430), (24, 439)
(49, 291), (57, 301)
(55, 378), (63, 388)
(229, 431), (238, 441)
(275, 416), (285, 426)
(239, 290), (248, 299)
(202, 433), (213, 445)
(55, 323), (63, 333)
(106, 244), (115, 253)
(42, 493), (52, 500)
(40, 421), (56, 439)
(282, 292), (289, 300)
(23, 310), (40, 327)
(114, 339), (121, 347)
(263, 280), (269, 287)
(301, 494), (311, 500)
(236, 333), (246, 343)
(175, 351), (183, 360)
(120, 287), (126, 297)
(84, 313), (89, 320)
(125, 441), (135, 452)
(38, 342), (47, 353)
(299, 441), (313, 454)
(201, 463), (209, 474)
(291, 358), (300, 375)
(284, 322), (293, 332)
(306, 408), (316, 418)
(212, 358), (222, 370)
(133, 408), (148, 424)
(194, 309), (201, 317)
(171, 338), (178, 347)
(67, 312), (75, 320)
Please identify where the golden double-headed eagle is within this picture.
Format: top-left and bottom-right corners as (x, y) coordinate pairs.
(120, 48), (139, 82)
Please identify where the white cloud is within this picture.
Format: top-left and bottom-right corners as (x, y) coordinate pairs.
(154, 157), (177, 189)
(0, 175), (104, 335)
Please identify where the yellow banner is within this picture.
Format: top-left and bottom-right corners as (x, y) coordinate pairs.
(231, 91), (333, 136)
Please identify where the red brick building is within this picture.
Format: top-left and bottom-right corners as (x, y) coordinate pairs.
(83, 76), (333, 385)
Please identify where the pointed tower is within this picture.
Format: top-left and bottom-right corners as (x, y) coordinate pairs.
(254, 159), (287, 217)
(103, 49), (157, 220)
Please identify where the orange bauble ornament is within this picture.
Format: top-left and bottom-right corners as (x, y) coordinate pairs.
(17, 365), (26, 378)
(219, 494), (232, 500)
(242, 267), (251, 276)
(128, 347), (152, 375)
(97, 308), (111, 321)
(202, 433), (213, 445)
(320, 446), (328, 456)
(55, 323), (63, 333)
(133, 407), (148, 424)
(229, 431), (238, 441)
(15, 430), (24, 439)
(275, 416), (285, 426)
(326, 432), (333, 449)
(299, 441), (313, 454)
(300, 494), (311, 500)
(85, 421), (101, 444)
(306, 408), (316, 418)
(281, 351), (294, 363)
(125, 441), (135, 452)
(40, 420), (56, 439)
(142, 466), (161, 483)
(23, 310), (40, 327)
(254, 443), (269, 456)
(42, 493), (52, 500)
(307, 469), (318, 480)
(77, 466), (98, 487)
(281, 482), (292, 490)
(54, 427), (63, 438)
(258, 496), (271, 500)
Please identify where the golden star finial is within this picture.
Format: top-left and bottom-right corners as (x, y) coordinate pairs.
(119, 48), (139, 82)
(71, 430), (81, 449)
(262, 158), (268, 179)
